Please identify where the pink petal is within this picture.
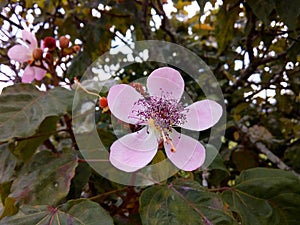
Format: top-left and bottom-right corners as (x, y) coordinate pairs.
(40, 40), (45, 50)
(147, 67), (184, 100)
(22, 30), (37, 50)
(109, 127), (158, 172)
(107, 84), (144, 124)
(7, 45), (31, 62)
(180, 100), (222, 131)
(33, 67), (47, 80)
(164, 129), (206, 171)
(22, 66), (35, 83)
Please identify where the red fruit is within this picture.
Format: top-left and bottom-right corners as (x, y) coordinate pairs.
(43, 37), (56, 50)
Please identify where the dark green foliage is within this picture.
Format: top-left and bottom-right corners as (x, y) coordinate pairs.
(1, 0), (300, 224)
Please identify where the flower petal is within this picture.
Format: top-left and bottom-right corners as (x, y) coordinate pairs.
(33, 67), (47, 80)
(109, 127), (158, 172)
(180, 100), (222, 131)
(22, 30), (37, 50)
(164, 129), (206, 171)
(22, 66), (35, 83)
(147, 67), (184, 100)
(7, 45), (31, 62)
(107, 84), (144, 124)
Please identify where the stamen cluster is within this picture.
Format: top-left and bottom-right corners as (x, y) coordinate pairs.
(132, 93), (188, 135)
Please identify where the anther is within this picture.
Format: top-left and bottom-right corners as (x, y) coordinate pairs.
(167, 139), (176, 153)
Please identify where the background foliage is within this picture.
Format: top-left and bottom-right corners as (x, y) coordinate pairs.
(1, 0), (300, 224)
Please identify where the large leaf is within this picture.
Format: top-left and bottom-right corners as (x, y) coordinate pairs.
(9, 116), (59, 162)
(67, 159), (91, 199)
(0, 144), (17, 184)
(140, 179), (236, 225)
(222, 168), (300, 225)
(9, 150), (78, 206)
(0, 199), (113, 225)
(0, 84), (74, 142)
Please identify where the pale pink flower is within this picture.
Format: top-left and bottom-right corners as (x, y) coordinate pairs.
(107, 67), (222, 172)
(8, 30), (46, 83)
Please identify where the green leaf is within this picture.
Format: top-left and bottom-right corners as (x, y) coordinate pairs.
(275, 0), (300, 30)
(0, 84), (74, 142)
(234, 168), (300, 199)
(0, 144), (17, 184)
(215, 1), (240, 53)
(222, 168), (300, 225)
(0, 182), (11, 205)
(66, 51), (91, 79)
(9, 116), (59, 162)
(207, 153), (229, 174)
(140, 179), (237, 225)
(0, 199), (113, 225)
(150, 150), (169, 183)
(67, 160), (91, 199)
(222, 189), (273, 225)
(0, 197), (18, 219)
(247, 0), (276, 25)
(9, 150), (78, 205)
(270, 193), (300, 225)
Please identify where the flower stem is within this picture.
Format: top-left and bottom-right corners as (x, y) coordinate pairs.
(74, 78), (102, 98)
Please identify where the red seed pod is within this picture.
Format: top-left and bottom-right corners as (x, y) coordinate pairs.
(59, 36), (70, 48)
(43, 37), (56, 50)
(32, 48), (43, 60)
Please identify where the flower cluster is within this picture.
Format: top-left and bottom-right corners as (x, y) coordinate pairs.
(107, 67), (223, 172)
(8, 30), (80, 83)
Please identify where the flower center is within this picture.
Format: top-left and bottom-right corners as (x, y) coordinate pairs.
(131, 94), (188, 152)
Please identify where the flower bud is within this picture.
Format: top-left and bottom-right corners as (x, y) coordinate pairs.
(99, 97), (108, 109)
(99, 97), (109, 113)
(43, 37), (56, 50)
(59, 36), (70, 48)
(73, 45), (80, 52)
(32, 48), (43, 60)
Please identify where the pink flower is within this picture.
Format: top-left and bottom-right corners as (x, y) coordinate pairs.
(8, 30), (46, 83)
(107, 67), (223, 172)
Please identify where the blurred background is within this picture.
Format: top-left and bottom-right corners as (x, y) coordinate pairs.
(0, 0), (300, 224)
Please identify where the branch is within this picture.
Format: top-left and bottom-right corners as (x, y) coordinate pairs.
(150, 0), (177, 42)
(140, 0), (151, 39)
(0, 13), (23, 29)
(63, 114), (79, 150)
(0, 128), (68, 145)
(43, 139), (58, 153)
(244, 5), (257, 63)
(227, 51), (287, 92)
(238, 123), (300, 179)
